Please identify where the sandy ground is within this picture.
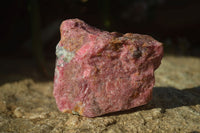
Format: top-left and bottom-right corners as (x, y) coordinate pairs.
(0, 56), (200, 133)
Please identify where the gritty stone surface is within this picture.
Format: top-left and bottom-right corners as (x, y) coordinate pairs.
(0, 56), (200, 132)
(54, 19), (163, 117)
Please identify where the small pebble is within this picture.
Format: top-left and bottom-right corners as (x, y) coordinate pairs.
(13, 107), (24, 118)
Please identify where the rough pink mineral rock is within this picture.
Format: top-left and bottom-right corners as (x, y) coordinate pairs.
(53, 19), (163, 117)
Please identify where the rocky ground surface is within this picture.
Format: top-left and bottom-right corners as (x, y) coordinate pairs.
(0, 56), (200, 133)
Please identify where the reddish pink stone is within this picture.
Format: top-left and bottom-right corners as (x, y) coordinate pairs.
(53, 19), (163, 117)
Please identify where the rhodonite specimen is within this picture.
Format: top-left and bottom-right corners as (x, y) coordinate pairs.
(53, 19), (163, 117)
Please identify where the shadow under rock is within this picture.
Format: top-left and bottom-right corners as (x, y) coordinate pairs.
(103, 86), (200, 117)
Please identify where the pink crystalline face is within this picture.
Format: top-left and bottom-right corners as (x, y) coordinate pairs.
(53, 19), (163, 117)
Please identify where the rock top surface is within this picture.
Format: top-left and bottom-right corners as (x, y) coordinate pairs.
(53, 19), (163, 117)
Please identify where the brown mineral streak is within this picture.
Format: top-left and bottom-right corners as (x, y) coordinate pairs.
(108, 39), (124, 51)
(63, 102), (84, 115)
(60, 19), (87, 52)
(61, 33), (84, 52)
(74, 103), (84, 115)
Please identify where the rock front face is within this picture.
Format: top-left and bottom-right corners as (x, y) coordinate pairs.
(53, 19), (163, 117)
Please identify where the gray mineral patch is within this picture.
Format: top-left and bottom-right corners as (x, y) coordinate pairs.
(56, 45), (75, 63)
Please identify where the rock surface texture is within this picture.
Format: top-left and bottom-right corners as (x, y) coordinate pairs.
(53, 19), (163, 117)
